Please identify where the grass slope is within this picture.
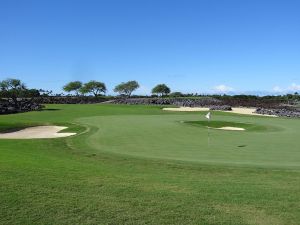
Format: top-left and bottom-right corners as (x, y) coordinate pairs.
(1, 104), (300, 225)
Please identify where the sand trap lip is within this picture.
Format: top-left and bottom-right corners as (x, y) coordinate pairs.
(212, 126), (245, 131)
(0, 126), (76, 139)
(163, 107), (277, 117)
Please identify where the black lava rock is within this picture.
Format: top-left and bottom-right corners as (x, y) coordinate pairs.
(255, 108), (300, 118)
(0, 99), (44, 115)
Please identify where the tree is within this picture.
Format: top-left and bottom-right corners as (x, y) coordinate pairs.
(0, 78), (27, 104)
(63, 81), (82, 95)
(23, 89), (40, 98)
(151, 84), (171, 97)
(114, 80), (139, 97)
(169, 91), (183, 97)
(0, 78), (26, 91)
(80, 80), (106, 97)
(0, 78), (40, 107)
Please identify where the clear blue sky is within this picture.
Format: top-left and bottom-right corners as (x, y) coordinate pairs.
(1, 0), (300, 95)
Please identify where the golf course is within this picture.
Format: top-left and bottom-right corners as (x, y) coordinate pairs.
(1, 104), (300, 224)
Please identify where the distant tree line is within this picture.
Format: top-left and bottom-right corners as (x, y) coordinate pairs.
(62, 80), (173, 98)
(1, 78), (300, 104)
(0, 78), (175, 99)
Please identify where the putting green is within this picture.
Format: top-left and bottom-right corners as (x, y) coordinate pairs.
(77, 113), (300, 169)
(184, 120), (279, 132)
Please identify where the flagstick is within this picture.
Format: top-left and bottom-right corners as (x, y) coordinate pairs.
(205, 111), (211, 147)
(207, 117), (210, 147)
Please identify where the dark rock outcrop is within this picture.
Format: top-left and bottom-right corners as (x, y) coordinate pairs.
(36, 96), (110, 104)
(0, 99), (44, 114)
(111, 97), (222, 107)
(110, 97), (283, 109)
(209, 105), (232, 111)
(255, 108), (300, 118)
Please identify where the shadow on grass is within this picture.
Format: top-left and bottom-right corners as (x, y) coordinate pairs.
(42, 108), (61, 111)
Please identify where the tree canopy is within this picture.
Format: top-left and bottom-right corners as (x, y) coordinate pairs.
(151, 84), (171, 96)
(80, 80), (106, 96)
(0, 78), (41, 98)
(0, 78), (26, 92)
(114, 81), (139, 97)
(169, 92), (183, 97)
(0, 78), (40, 105)
(63, 81), (82, 95)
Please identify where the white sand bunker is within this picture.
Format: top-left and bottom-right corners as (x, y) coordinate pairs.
(163, 107), (277, 117)
(213, 126), (245, 131)
(0, 126), (76, 139)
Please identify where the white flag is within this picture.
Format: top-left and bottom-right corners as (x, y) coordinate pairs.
(205, 112), (211, 120)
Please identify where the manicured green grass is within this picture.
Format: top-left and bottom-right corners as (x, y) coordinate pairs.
(1, 104), (300, 224)
(184, 120), (281, 132)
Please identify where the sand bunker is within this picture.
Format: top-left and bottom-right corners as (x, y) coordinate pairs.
(213, 126), (245, 131)
(0, 126), (76, 139)
(230, 107), (277, 117)
(163, 107), (277, 117)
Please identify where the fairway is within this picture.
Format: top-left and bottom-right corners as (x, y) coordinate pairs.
(1, 104), (300, 224)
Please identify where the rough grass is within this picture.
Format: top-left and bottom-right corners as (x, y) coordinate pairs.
(0, 104), (300, 225)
